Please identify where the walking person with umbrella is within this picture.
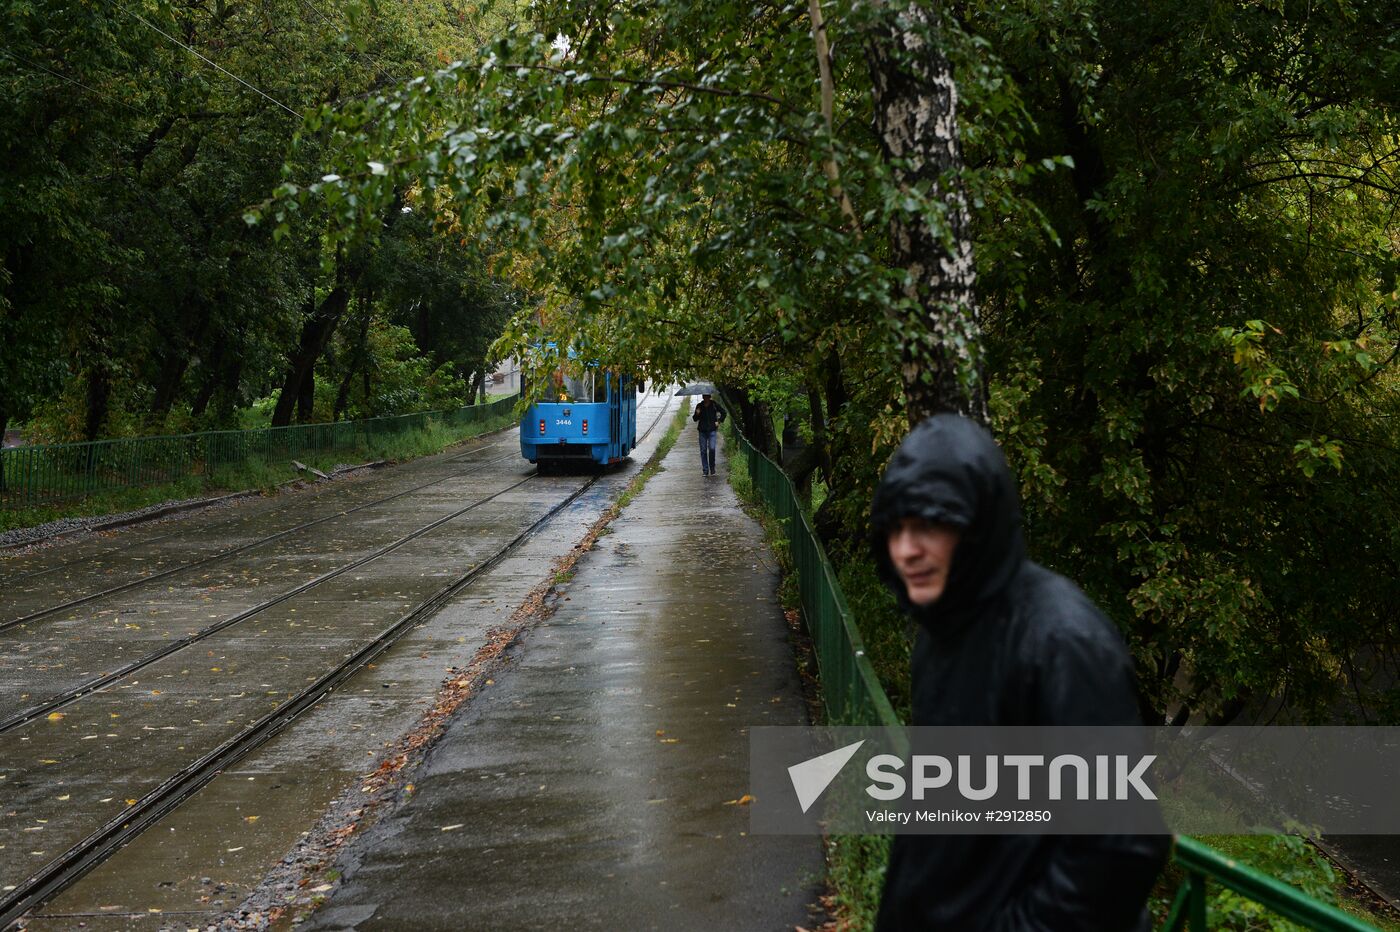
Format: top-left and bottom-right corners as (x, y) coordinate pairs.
(680, 383), (726, 476)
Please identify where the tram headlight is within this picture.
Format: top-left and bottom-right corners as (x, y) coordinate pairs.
(582, 419), (588, 435)
(539, 419), (546, 435)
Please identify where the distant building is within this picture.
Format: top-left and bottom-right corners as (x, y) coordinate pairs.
(490, 358), (522, 395)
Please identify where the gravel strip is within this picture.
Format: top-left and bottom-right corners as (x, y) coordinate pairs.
(0, 491), (260, 551)
(0, 461), (386, 553)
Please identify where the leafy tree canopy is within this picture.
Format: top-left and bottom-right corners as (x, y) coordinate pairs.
(276, 0), (1400, 724)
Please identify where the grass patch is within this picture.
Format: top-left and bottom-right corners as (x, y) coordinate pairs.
(0, 476), (215, 534)
(1, 411), (516, 535)
(831, 547), (911, 721)
(721, 426), (799, 613)
(823, 834), (891, 932)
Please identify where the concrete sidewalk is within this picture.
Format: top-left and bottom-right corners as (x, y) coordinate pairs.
(307, 422), (826, 931)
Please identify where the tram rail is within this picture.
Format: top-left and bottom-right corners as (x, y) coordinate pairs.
(0, 432), (513, 586)
(0, 447), (523, 631)
(0, 392), (674, 929)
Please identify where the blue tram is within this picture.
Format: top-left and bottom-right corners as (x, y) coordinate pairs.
(520, 364), (639, 471)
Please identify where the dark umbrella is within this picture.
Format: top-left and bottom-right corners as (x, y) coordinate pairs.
(675, 382), (717, 396)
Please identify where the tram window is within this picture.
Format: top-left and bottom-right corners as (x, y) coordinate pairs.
(593, 373), (609, 403)
(541, 370), (590, 402)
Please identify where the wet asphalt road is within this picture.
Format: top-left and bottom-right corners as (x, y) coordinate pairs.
(303, 419), (825, 931)
(0, 394), (679, 924)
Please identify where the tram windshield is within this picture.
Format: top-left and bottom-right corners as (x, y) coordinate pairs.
(539, 369), (608, 403)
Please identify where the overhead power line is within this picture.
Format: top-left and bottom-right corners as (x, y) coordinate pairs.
(294, 0), (391, 79)
(111, 0), (305, 119)
(0, 48), (149, 116)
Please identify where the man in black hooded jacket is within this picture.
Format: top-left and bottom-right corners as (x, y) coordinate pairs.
(869, 413), (1170, 931)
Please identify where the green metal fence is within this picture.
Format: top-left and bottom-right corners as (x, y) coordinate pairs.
(724, 425), (901, 730)
(1165, 836), (1376, 931)
(0, 397), (518, 509)
(722, 423), (1378, 931)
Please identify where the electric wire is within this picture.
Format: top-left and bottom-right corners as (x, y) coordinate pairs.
(109, 0), (305, 118)
(294, 0), (392, 80)
(0, 48), (149, 116)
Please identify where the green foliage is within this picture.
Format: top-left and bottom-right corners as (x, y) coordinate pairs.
(0, 0), (519, 445)
(833, 546), (912, 720)
(1147, 835), (1400, 932)
(964, 0), (1400, 723)
(1207, 836), (1337, 931)
(277, 0), (1400, 726)
(824, 833), (892, 932)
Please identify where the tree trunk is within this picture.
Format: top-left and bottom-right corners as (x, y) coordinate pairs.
(149, 354), (190, 424)
(151, 300), (214, 423)
(271, 194), (405, 428)
(212, 357), (244, 425)
(333, 368), (355, 421)
(271, 282), (353, 427)
(295, 365), (317, 423)
(822, 347), (847, 429)
(189, 343), (223, 419)
(805, 379), (831, 482)
(725, 385), (778, 458)
(334, 306), (372, 420)
(84, 361), (111, 442)
(866, 4), (986, 425)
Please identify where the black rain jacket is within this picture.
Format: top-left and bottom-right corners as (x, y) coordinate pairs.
(869, 414), (1170, 932)
(693, 399), (726, 433)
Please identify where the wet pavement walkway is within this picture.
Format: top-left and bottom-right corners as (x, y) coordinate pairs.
(306, 424), (826, 930)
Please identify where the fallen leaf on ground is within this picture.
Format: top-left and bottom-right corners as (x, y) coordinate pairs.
(724, 795), (755, 806)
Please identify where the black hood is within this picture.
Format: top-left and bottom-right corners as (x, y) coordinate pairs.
(869, 414), (1026, 628)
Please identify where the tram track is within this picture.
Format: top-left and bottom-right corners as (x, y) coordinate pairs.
(0, 414), (515, 573)
(0, 391), (675, 929)
(0, 445), (524, 633)
(0, 473), (600, 930)
(0, 471), (537, 734)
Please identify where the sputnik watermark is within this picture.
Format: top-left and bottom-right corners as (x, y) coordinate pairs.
(788, 740), (865, 813)
(752, 726), (1400, 835)
(864, 752), (1156, 802)
(785, 741), (1155, 818)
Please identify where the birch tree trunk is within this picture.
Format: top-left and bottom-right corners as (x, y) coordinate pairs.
(866, 2), (988, 425)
